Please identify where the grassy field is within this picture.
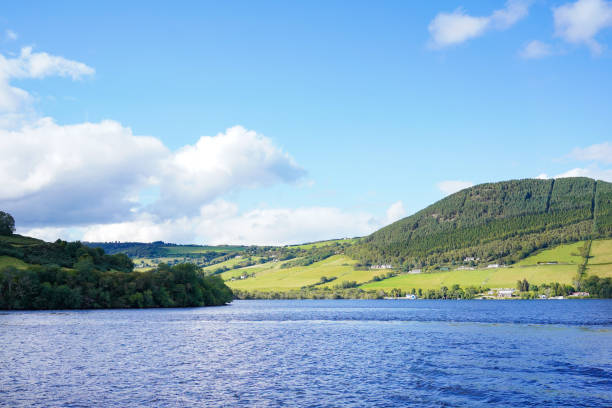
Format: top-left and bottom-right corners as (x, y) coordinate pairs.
(589, 239), (612, 265)
(226, 255), (374, 291)
(163, 245), (246, 255)
(361, 264), (579, 291)
(286, 238), (359, 250)
(201, 256), (264, 273)
(586, 239), (612, 277)
(515, 241), (585, 266)
(219, 239), (612, 292)
(0, 256), (29, 269)
(0, 234), (42, 247)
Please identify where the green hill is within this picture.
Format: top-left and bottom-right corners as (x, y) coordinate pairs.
(0, 232), (233, 310)
(348, 177), (612, 268)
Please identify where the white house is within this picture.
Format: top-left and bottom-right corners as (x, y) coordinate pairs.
(497, 289), (515, 298)
(487, 264), (500, 269)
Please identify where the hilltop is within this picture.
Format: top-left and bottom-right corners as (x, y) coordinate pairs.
(349, 177), (612, 268)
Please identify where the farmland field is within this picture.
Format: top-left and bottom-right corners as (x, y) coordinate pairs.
(589, 239), (612, 265)
(361, 264), (579, 291)
(286, 238), (359, 250)
(226, 255), (373, 291)
(515, 241), (585, 266)
(0, 256), (29, 269)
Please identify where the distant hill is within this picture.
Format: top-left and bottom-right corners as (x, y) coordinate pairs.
(349, 178), (612, 268)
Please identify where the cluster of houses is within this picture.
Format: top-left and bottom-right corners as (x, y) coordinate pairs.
(487, 289), (591, 299)
(370, 264), (393, 270)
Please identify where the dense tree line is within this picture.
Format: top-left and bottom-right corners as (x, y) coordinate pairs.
(0, 239), (133, 272)
(0, 263), (233, 310)
(349, 178), (612, 267)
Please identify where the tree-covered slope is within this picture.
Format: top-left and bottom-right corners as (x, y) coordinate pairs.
(0, 214), (234, 309)
(349, 178), (612, 268)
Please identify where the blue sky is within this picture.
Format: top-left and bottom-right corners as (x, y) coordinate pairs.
(1, 0), (611, 244)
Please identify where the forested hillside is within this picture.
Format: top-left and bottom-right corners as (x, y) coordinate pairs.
(348, 178), (612, 268)
(0, 216), (234, 309)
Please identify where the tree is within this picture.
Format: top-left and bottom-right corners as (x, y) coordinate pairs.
(0, 211), (15, 236)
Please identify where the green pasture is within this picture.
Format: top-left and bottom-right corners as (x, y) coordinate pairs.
(163, 245), (245, 255)
(0, 256), (29, 269)
(287, 238), (359, 250)
(226, 255), (372, 291)
(0, 234), (42, 247)
(202, 256), (263, 273)
(589, 239), (612, 265)
(361, 264), (579, 291)
(515, 241), (585, 266)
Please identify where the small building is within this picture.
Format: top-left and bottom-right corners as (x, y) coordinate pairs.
(439, 267), (450, 271)
(407, 269), (422, 274)
(371, 264), (393, 270)
(497, 289), (515, 298)
(487, 264), (500, 269)
(569, 292), (590, 297)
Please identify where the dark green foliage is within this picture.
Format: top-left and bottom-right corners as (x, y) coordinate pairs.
(516, 278), (530, 292)
(86, 241), (173, 257)
(0, 211), (16, 236)
(0, 239), (133, 272)
(349, 178), (611, 267)
(0, 263), (233, 310)
(582, 275), (612, 298)
(594, 181), (612, 235)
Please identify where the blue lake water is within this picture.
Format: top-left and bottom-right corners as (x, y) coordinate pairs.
(0, 299), (611, 407)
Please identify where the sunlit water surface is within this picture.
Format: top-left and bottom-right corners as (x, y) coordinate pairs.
(1, 300), (611, 407)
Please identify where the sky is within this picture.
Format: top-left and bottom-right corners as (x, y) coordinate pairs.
(1, 0), (611, 245)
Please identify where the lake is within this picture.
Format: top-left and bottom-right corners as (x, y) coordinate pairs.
(1, 300), (611, 407)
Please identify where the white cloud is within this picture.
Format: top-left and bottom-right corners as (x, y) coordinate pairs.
(437, 180), (474, 195)
(536, 173), (550, 179)
(0, 46), (94, 116)
(0, 121), (305, 227)
(156, 126), (305, 216)
(570, 142), (612, 164)
(5, 29), (18, 41)
(553, 0), (612, 54)
(520, 40), (554, 58)
(385, 201), (406, 224)
(1, 46), (95, 80)
(428, 0), (529, 48)
(0, 118), (168, 226)
(21, 201), (381, 245)
(554, 166), (612, 181)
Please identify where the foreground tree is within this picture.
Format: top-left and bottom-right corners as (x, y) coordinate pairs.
(0, 211), (15, 236)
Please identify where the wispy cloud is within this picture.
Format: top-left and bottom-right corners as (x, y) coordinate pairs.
(437, 180), (474, 195)
(5, 29), (17, 41)
(428, 0), (529, 48)
(520, 40), (554, 58)
(0, 46), (94, 118)
(570, 142), (612, 164)
(553, 0), (612, 55)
